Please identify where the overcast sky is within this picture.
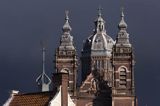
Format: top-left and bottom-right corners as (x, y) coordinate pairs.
(0, 0), (160, 105)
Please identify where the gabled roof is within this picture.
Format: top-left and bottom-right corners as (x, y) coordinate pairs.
(5, 91), (53, 106)
(49, 86), (75, 106)
(4, 87), (76, 106)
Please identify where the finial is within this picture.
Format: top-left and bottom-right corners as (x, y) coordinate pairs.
(121, 7), (124, 17)
(65, 10), (69, 21)
(120, 0), (125, 17)
(63, 10), (72, 32)
(98, 6), (102, 17)
(118, 7), (127, 29)
(94, 6), (105, 32)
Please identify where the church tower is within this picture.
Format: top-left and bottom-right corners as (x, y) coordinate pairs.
(55, 11), (78, 96)
(78, 8), (114, 106)
(112, 9), (136, 106)
(81, 8), (114, 87)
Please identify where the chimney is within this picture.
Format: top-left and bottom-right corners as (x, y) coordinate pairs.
(53, 71), (69, 106)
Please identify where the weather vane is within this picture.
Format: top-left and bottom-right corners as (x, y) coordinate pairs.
(36, 41), (51, 92)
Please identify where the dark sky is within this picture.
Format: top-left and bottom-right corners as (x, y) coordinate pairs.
(0, 0), (160, 105)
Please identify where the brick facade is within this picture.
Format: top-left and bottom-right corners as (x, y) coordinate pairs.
(54, 10), (137, 106)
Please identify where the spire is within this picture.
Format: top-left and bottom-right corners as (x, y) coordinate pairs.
(36, 42), (51, 92)
(62, 10), (72, 33)
(116, 8), (131, 47)
(58, 11), (75, 50)
(94, 6), (106, 33)
(118, 7), (127, 29)
(98, 6), (102, 17)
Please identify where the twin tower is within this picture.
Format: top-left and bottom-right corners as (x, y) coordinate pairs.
(53, 8), (137, 106)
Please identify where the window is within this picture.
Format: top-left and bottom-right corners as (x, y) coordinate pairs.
(119, 67), (127, 88)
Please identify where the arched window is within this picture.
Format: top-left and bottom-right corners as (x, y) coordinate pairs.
(119, 67), (127, 88)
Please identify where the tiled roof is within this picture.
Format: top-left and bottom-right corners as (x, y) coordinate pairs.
(9, 91), (53, 106)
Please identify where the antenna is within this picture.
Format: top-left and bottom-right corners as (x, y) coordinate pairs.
(36, 41), (51, 92)
(40, 41), (46, 74)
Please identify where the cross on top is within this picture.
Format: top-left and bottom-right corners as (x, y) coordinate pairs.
(98, 6), (102, 16)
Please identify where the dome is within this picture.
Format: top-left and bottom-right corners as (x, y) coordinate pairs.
(62, 21), (72, 32)
(82, 8), (115, 57)
(82, 32), (114, 57)
(118, 19), (127, 29)
(91, 33), (114, 51)
(62, 10), (72, 32)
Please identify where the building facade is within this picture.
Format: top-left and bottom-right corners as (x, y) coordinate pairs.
(55, 8), (137, 106)
(55, 11), (78, 97)
(4, 8), (137, 106)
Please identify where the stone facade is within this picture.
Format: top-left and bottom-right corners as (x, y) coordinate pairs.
(111, 10), (136, 106)
(55, 11), (78, 97)
(3, 8), (138, 106)
(55, 9), (137, 106)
